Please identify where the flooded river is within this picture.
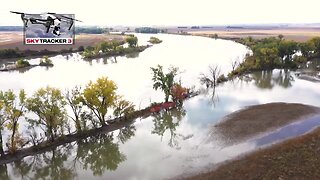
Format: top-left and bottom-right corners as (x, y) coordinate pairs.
(0, 34), (319, 180)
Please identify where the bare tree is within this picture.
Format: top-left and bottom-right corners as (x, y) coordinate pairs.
(200, 65), (221, 88)
(65, 86), (84, 132)
(231, 57), (239, 71)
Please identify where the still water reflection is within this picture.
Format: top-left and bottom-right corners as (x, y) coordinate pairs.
(1, 69), (319, 180)
(0, 34), (320, 179)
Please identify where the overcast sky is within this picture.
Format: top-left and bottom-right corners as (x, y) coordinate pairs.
(1, 0), (319, 26)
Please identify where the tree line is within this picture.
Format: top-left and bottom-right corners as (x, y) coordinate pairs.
(0, 65), (190, 157)
(0, 48), (75, 59)
(0, 77), (135, 155)
(82, 35), (146, 58)
(229, 36), (320, 77)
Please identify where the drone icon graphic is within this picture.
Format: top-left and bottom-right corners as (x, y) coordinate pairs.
(10, 11), (82, 36)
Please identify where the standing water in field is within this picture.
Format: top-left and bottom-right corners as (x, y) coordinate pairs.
(0, 34), (320, 180)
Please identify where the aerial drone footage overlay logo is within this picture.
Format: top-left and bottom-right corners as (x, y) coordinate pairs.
(10, 11), (82, 45)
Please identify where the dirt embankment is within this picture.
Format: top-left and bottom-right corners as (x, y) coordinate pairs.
(212, 103), (320, 145)
(186, 126), (320, 180)
(182, 103), (320, 180)
(188, 28), (320, 42)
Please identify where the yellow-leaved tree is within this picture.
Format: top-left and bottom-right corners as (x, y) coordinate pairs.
(82, 77), (118, 126)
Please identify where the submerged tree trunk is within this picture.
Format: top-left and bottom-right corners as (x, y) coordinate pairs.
(10, 122), (17, 153)
(48, 127), (55, 142)
(101, 116), (107, 126)
(75, 120), (82, 132)
(0, 129), (4, 156)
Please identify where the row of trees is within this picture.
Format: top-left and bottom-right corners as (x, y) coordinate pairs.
(0, 77), (135, 154)
(135, 27), (167, 34)
(0, 65), (192, 156)
(82, 35), (139, 58)
(75, 27), (108, 34)
(0, 104), (189, 179)
(230, 36), (320, 77)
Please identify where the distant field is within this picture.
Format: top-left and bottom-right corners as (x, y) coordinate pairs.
(188, 27), (320, 42)
(0, 32), (124, 51)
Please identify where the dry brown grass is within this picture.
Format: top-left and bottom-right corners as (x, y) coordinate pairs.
(212, 103), (320, 144)
(190, 28), (320, 42)
(0, 32), (124, 51)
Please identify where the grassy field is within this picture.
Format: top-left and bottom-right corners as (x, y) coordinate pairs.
(188, 27), (320, 42)
(0, 32), (125, 51)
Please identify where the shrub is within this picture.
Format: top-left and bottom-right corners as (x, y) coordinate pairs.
(217, 74), (228, 83)
(293, 56), (307, 65)
(16, 59), (30, 68)
(78, 46), (85, 51)
(148, 37), (162, 44)
(39, 56), (53, 66)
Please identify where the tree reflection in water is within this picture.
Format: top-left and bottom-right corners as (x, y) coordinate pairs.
(75, 124), (136, 176)
(117, 124), (136, 144)
(6, 144), (77, 180)
(0, 125), (136, 179)
(151, 107), (186, 149)
(75, 133), (126, 176)
(0, 164), (9, 180)
(237, 70), (294, 89)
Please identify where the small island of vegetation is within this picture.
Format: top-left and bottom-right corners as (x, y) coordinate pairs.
(82, 35), (151, 59)
(0, 56), (54, 72)
(148, 37), (163, 44)
(39, 56), (54, 66)
(135, 27), (167, 34)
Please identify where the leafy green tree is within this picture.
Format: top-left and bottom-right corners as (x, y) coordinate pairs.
(151, 65), (179, 102)
(309, 37), (320, 55)
(256, 47), (280, 68)
(26, 87), (67, 142)
(83, 48), (95, 58)
(299, 42), (314, 58)
(148, 37), (162, 44)
(113, 97), (135, 119)
(126, 36), (138, 47)
(0, 90), (27, 153)
(278, 40), (298, 64)
(65, 86), (86, 132)
(39, 56), (53, 66)
(110, 40), (124, 51)
(16, 59), (30, 68)
(96, 41), (112, 53)
(82, 77), (118, 126)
